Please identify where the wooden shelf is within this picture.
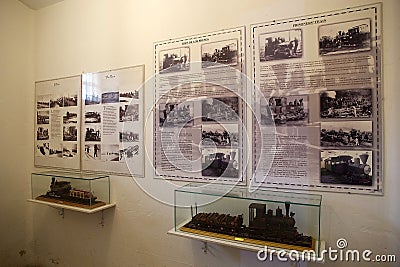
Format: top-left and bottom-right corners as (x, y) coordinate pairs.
(28, 199), (116, 214)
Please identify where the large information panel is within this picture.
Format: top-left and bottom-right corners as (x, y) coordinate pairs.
(154, 27), (247, 184)
(251, 3), (382, 194)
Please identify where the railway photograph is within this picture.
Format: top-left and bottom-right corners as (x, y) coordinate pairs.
(120, 90), (139, 102)
(201, 39), (238, 68)
(36, 95), (49, 109)
(159, 47), (190, 74)
(63, 126), (77, 141)
(101, 144), (120, 162)
(259, 29), (302, 61)
(84, 144), (101, 160)
(260, 95), (308, 126)
(120, 104), (139, 122)
(85, 125), (101, 142)
(119, 131), (139, 142)
(63, 111), (78, 124)
(37, 110), (49, 125)
(202, 97), (239, 122)
(50, 95), (64, 108)
(85, 111), (101, 124)
(319, 18), (371, 55)
(320, 121), (373, 148)
(159, 102), (193, 127)
(63, 94), (78, 107)
(120, 145), (139, 160)
(102, 92), (119, 104)
(201, 148), (239, 178)
(321, 150), (372, 186)
(201, 123), (238, 147)
(62, 143), (78, 158)
(49, 143), (62, 158)
(36, 127), (49, 140)
(320, 89), (372, 119)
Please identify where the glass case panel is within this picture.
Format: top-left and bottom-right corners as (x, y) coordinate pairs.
(31, 171), (110, 209)
(174, 183), (322, 255)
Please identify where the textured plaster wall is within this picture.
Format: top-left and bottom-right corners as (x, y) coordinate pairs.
(0, 0), (399, 266)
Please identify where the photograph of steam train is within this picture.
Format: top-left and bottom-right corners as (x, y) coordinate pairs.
(37, 110), (49, 124)
(120, 90), (139, 102)
(260, 95), (308, 125)
(259, 29), (302, 61)
(159, 47), (190, 73)
(119, 131), (139, 142)
(62, 143), (77, 158)
(321, 150), (372, 186)
(85, 111), (101, 124)
(320, 89), (372, 119)
(321, 121), (373, 148)
(36, 95), (49, 109)
(202, 97), (239, 122)
(50, 95), (64, 108)
(84, 144), (101, 160)
(37, 127), (49, 140)
(120, 104), (139, 122)
(85, 126), (101, 142)
(63, 126), (77, 141)
(183, 202), (312, 248)
(201, 39), (238, 68)
(201, 148), (239, 178)
(159, 102), (193, 127)
(63, 94), (78, 107)
(101, 144), (119, 161)
(101, 92), (119, 104)
(201, 124), (238, 147)
(319, 19), (371, 55)
(63, 111), (77, 124)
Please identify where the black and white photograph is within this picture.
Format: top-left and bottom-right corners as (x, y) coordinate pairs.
(319, 19), (371, 55)
(36, 142), (49, 156)
(159, 102), (194, 127)
(102, 92), (119, 104)
(37, 110), (49, 124)
(36, 95), (49, 109)
(85, 92), (101, 105)
(50, 95), (64, 108)
(259, 29), (302, 61)
(62, 143), (78, 158)
(201, 148), (239, 178)
(63, 94), (78, 107)
(202, 97), (239, 122)
(101, 144), (120, 162)
(63, 125), (77, 141)
(201, 39), (238, 67)
(120, 104), (139, 122)
(85, 111), (101, 124)
(320, 89), (372, 119)
(84, 144), (101, 160)
(85, 125), (101, 142)
(36, 126), (49, 140)
(260, 95), (308, 126)
(321, 121), (373, 148)
(201, 124), (238, 147)
(49, 143), (62, 158)
(120, 90), (139, 102)
(119, 131), (139, 142)
(159, 47), (190, 74)
(321, 150), (373, 186)
(63, 111), (78, 124)
(120, 145), (139, 160)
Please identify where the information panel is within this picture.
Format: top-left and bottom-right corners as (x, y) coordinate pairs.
(251, 3), (382, 194)
(154, 27), (247, 184)
(34, 75), (81, 169)
(81, 65), (145, 177)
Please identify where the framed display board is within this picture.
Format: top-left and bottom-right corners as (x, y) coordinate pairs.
(81, 65), (145, 177)
(34, 75), (81, 170)
(251, 3), (382, 194)
(154, 27), (247, 185)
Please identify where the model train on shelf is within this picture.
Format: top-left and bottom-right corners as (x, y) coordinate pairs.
(44, 177), (98, 205)
(184, 202), (312, 248)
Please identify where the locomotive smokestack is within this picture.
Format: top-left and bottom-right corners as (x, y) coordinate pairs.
(359, 153), (369, 164)
(285, 202), (290, 217)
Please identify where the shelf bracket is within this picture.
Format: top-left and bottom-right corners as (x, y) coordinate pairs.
(201, 242), (208, 254)
(58, 208), (65, 219)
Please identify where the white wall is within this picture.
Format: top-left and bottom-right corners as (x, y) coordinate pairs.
(0, 0), (399, 266)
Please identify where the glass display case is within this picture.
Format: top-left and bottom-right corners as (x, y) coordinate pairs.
(173, 183), (322, 257)
(31, 171), (111, 211)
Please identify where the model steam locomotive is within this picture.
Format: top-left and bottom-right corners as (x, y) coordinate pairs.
(184, 202), (312, 248)
(45, 177), (97, 205)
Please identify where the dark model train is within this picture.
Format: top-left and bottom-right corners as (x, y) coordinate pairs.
(45, 177), (97, 205)
(323, 153), (372, 185)
(184, 202), (312, 248)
